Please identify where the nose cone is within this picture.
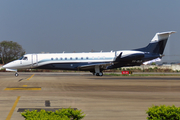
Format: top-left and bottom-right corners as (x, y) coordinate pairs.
(2, 64), (7, 68)
(2, 60), (18, 69)
(3, 63), (12, 68)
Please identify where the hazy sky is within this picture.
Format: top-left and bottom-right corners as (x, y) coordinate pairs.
(0, 1), (179, 62)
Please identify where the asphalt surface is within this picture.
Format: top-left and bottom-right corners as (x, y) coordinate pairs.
(1, 72), (180, 120)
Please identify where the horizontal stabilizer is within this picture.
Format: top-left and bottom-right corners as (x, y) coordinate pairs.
(150, 31), (176, 43)
(157, 31), (176, 35)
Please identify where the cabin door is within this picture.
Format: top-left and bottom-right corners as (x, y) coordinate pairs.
(31, 54), (38, 68)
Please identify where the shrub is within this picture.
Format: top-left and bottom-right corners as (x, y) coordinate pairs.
(21, 108), (85, 120)
(0, 68), (5, 72)
(146, 105), (180, 120)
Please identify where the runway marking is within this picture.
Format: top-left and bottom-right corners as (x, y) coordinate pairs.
(4, 87), (41, 90)
(27, 74), (34, 80)
(6, 96), (20, 120)
(22, 85), (27, 87)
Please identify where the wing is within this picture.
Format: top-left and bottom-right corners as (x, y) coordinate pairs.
(77, 62), (111, 71)
(77, 53), (122, 71)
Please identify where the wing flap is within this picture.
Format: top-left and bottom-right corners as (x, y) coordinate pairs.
(78, 62), (111, 71)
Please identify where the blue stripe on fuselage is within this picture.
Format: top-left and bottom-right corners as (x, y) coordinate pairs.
(38, 57), (113, 64)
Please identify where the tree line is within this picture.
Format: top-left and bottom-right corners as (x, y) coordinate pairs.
(0, 41), (25, 64)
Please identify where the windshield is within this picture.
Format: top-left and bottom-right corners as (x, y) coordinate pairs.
(19, 56), (24, 60)
(19, 56), (28, 60)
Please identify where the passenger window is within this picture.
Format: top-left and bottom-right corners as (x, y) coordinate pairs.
(81, 57), (83, 60)
(56, 58), (58, 60)
(70, 57), (72, 60)
(86, 57), (88, 59)
(51, 58), (53, 60)
(76, 57), (78, 60)
(65, 58), (67, 60)
(60, 58), (63, 60)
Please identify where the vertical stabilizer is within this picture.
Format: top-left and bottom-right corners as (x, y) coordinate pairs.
(136, 31), (176, 54)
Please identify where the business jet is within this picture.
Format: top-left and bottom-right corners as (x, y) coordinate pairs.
(2, 31), (175, 77)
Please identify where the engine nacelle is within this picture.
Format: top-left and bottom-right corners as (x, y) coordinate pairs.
(120, 53), (144, 61)
(114, 51), (144, 62)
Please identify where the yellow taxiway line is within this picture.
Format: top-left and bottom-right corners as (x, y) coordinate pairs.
(4, 74), (41, 90)
(4, 87), (41, 90)
(27, 74), (35, 80)
(6, 96), (20, 120)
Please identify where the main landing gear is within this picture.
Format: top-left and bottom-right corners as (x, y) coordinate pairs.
(94, 72), (103, 76)
(15, 72), (19, 77)
(92, 66), (103, 76)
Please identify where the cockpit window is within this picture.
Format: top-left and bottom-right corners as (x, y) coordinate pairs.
(19, 56), (23, 60)
(23, 57), (28, 60)
(19, 56), (28, 60)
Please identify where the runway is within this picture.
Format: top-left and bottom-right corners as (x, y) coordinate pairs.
(1, 72), (180, 120)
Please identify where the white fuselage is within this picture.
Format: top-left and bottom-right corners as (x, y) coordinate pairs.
(2, 50), (144, 70)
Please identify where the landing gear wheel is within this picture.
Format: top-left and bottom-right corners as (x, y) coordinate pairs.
(95, 73), (103, 76)
(96, 73), (99, 76)
(15, 73), (19, 77)
(99, 72), (103, 76)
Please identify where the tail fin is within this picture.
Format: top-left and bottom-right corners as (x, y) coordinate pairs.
(136, 31), (176, 54)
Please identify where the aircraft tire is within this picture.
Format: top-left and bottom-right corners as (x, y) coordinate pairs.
(99, 72), (103, 76)
(15, 73), (19, 77)
(96, 73), (99, 76)
(95, 73), (103, 76)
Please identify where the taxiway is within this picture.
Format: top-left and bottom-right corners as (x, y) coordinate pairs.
(0, 72), (180, 120)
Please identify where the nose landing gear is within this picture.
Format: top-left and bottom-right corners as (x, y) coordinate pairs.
(15, 73), (19, 77)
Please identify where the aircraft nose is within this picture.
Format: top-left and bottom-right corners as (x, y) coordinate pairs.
(2, 65), (6, 68)
(3, 63), (11, 68)
(2, 61), (18, 68)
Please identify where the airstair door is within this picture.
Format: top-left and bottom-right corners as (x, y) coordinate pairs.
(31, 54), (38, 68)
